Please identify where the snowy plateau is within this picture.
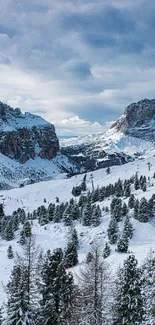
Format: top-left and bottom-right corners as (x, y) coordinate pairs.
(1, 98), (155, 311)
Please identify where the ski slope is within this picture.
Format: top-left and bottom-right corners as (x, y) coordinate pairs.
(0, 156), (155, 305)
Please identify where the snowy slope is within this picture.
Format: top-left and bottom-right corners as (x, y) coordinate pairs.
(0, 156), (155, 305)
(61, 128), (155, 158)
(0, 151), (79, 189)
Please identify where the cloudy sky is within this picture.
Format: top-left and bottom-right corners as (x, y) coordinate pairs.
(0, 0), (155, 135)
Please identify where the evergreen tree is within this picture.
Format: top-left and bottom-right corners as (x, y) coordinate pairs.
(63, 205), (72, 226)
(47, 203), (55, 221)
(53, 205), (62, 223)
(134, 172), (140, 190)
(141, 250), (155, 325)
(5, 265), (30, 325)
(128, 194), (135, 209)
(7, 245), (14, 259)
(4, 220), (14, 241)
(123, 214), (134, 239)
(41, 248), (75, 325)
(124, 181), (131, 197)
(64, 236), (78, 268)
(0, 307), (3, 325)
(113, 255), (143, 325)
(121, 202), (128, 217)
(107, 217), (118, 244)
(82, 202), (92, 226)
(19, 229), (26, 245)
(71, 228), (79, 249)
(117, 234), (128, 253)
(134, 199), (140, 220)
(24, 221), (32, 237)
(0, 204), (4, 218)
(81, 174), (87, 191)
(91, 205), (101, 227)
(103, 242), (111, 259)
(139, 197), (148, 222)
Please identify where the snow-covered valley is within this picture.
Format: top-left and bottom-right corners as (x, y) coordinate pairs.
(0, 155), (155, 306)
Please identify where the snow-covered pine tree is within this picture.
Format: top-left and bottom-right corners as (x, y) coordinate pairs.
(134, 199), (140, 220)
(128, 193), (135, 209)
(124, 180), (131, 197)
(82, 201), (92, 226)
(0, 204), (4, 218)
(40, 248), (75, 325)
(64, 234), (78, 268)
(53, 205), (62, 223)
(23, 221), (32, 237)
(107, 217), (118, 244)
(103, 242), (111, 259)
(91, 205), (101, 227)
(7, 245), (14, 259)
(47, 203), (55, 221)
(5, 264), (29, 325)
(123, 214), (134, 239)
(139, 197), (148, 222)
(113, 254), (143, 325)
(4, 220), (14, 241)
(121, 202), (128, 217)
(117, 234), (128, 253)
(141, 250), (155, 325)
(134, 172), (140, 190)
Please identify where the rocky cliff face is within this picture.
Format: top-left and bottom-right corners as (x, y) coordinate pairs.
(0, 102), (59, 163)
(111, 98), (155, 141)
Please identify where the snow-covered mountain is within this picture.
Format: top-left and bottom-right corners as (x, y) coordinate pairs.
(61, 99), (155, 171)
(0, 102), (80, 189)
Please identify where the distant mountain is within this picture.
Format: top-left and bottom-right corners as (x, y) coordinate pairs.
(111, 98), (155, 141)
(61, 99), (155, 171)
(0, 102), (80, 189)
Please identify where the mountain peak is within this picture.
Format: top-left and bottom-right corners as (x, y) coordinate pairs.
(111, 98), (155, 140)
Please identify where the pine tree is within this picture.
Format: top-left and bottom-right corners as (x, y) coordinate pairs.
(63, 205), (72, 226)
(117, 234), (128, 253)
(4, 220), (14, 241)
(5, 265), (29, 325)
(0, 204), (4, 218)
(71, 228), (79, 249)
(128, 194), (135, 209)
(141, 250), (155, 325)
(107, 217), (118, 244)
(82, 202), (92, 226)
(7, 245), (14, 259)
(134, 172), (140, 190)
(53, 205), (62, 223)
(123, 214), (134, 239)
(24, 221), (32, 237)
(41, 248), (75, 325)
(19, 229), (26, 245)
(113, 254), (143, 325)
(64, 234), (78, 268)
(139, 197), (148, 222)
(121, 202), (128, 217)
(124, 181), (131, 197)
(91, 205), (101, 226)
(134, 199), (139, 220)
(103, 242), (111, 259)
(47, 203), (55, 221)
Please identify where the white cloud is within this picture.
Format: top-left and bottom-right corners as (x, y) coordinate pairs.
(53, 115), (107, 136)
